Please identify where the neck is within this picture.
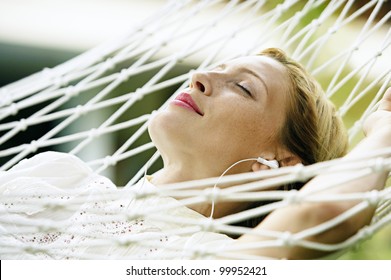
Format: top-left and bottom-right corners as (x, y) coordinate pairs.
(150, 157), (253, 218)
(150, 158), (218, 185)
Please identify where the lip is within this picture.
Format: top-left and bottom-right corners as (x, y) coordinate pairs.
(171, 92), (204, 116)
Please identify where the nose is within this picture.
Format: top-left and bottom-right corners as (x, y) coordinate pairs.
(190, 71), (212, 96)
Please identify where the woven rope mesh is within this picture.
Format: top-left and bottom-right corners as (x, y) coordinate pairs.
(0, 0), (391, 259)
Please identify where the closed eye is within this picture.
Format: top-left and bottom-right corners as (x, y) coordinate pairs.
(236, 83), (252, 97)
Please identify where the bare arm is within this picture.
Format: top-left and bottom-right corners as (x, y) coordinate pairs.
(235, 88), (391, 259)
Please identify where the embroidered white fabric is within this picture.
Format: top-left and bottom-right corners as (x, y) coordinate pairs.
(0, 152), (232, 259)
(1, 0), (391, 260)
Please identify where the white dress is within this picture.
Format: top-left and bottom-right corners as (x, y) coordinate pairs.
(0, 152), (232, 259)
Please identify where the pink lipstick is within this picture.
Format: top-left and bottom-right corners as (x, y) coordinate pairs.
(171, 93), (203, 116)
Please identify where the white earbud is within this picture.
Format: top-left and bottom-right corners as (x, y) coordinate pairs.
(257, 157), (279, 169)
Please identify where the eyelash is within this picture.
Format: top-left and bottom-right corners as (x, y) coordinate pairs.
(236, 83), (252, 96)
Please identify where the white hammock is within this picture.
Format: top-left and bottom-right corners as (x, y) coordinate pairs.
(0, 0), (390, 259)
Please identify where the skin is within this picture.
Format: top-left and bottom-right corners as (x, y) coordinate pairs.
(236, 88), (391, 259)
(149, 55), (299, 185)
(148, 55), (391, 258)
(148, 56), (301, 217)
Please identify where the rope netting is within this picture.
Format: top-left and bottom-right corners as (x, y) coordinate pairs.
(0, 0), (391, 259)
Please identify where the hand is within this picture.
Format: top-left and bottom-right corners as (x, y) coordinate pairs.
(363, 87), (391, 140)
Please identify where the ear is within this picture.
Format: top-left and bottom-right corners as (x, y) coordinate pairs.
(276, 146), (302, 168)
(251, 151), (302, 172)
(251, 160), (270, 172)
(278, 155), (302, 167)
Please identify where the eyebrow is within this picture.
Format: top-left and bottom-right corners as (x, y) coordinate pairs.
(217, 63), (269, 95)
(239, 67), (269, 96)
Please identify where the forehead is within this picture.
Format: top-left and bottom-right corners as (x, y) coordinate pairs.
(226, 55), (286, 77)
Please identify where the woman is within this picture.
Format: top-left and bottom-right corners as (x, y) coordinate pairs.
(148, 48), (391, 259)
(0, 48), (390, 259)
(148, 48), (349, 221)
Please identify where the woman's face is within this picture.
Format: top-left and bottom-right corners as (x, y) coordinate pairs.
(148, 55), (291, 175)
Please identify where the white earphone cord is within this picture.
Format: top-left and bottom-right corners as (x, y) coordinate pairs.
(209, 157), (279, 219)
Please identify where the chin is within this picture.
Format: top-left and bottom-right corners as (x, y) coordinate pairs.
(148, 110), (187, 147)
(147, 111), (165, 144)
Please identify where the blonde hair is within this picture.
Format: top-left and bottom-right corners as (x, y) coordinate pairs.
(259, 48), (348, 165)
(235, 48), (348, 231)
(231, 48), (349, 230)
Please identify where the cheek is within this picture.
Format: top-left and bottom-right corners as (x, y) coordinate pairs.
(205, 106), (273, 154)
